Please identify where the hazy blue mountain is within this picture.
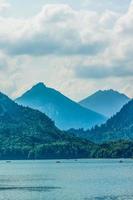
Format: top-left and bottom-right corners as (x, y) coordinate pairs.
(69, 99), (133, 143)
(15, 83), (106, 130)
(79, 89), (130, 118)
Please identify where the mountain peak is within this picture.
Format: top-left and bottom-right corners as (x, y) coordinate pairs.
(97, 89), (129, 97)
(33, 82), (46, 89)
(29, 82), (47, 93)
(97, 89), (122, 94)
(79, 89), (130, 118)
(103, 89), (115, 93)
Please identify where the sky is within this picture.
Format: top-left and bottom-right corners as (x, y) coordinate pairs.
(0, 0), (133, 101)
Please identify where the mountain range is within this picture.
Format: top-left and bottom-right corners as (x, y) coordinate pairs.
(68, 99), (133, 143)
(15, 83), (106, 130)
(0, 92), (96, 159)
(79, 89), (130, 117)
(0, 91), (133, 159)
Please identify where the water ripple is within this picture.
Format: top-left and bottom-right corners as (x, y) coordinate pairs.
(0, 186), (61, 192)
(85, 195), (133, 200)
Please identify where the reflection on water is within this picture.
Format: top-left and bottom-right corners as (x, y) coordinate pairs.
(0, 159), (133, 200)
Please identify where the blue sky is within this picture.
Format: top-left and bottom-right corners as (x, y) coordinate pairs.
(3, 0), (131, 18)
(6, 0), (131, 18)
(0, 0), (133, 100)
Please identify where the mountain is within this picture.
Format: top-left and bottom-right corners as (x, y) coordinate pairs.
(79, 89), (130, 118)
(15, 83), (106, 130)
(0, 92), (133, 159)
(69, 99), (133, 143)
(0, 91), (97, 159)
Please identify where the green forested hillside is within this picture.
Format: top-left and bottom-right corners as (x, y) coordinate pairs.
(68, 100), (133, 144)
(93, 140), (133, 158)
(0, 92), (96, 159)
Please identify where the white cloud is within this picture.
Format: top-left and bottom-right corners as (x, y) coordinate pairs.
(0, 4), (109, 56)
(0, 2), (132, 99)
(73, 3), (133, 81)
(0, 0), (10, 13)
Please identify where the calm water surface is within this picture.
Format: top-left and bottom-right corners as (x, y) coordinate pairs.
(0, 159), (133, 200)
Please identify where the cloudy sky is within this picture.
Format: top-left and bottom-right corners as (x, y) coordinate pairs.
(0, 0), (133, 101)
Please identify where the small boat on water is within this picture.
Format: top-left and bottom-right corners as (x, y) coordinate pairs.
(56, 161), (61, 163)
(6, 161), (11, 163)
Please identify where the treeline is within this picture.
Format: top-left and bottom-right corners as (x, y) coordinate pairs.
(0, 134), (133, 159)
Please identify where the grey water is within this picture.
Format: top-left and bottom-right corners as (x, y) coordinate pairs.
(0, 159), (133, 200)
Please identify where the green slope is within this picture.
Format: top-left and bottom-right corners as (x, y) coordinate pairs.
(0, 92), (96, 159)
(69, 100), (133, 144)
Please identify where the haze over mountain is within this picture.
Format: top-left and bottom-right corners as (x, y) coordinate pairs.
(15, 83), (106, 130)
(69, 99), (133, 144)
(79, 89), (130, 117)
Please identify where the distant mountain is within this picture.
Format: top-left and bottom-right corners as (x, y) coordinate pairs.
(69, 99), (133, 143)
(15, 83), (106, 130)
(79, 89), (130, 117)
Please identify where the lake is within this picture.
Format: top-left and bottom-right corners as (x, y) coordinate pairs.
(0, 159), (133, 200)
